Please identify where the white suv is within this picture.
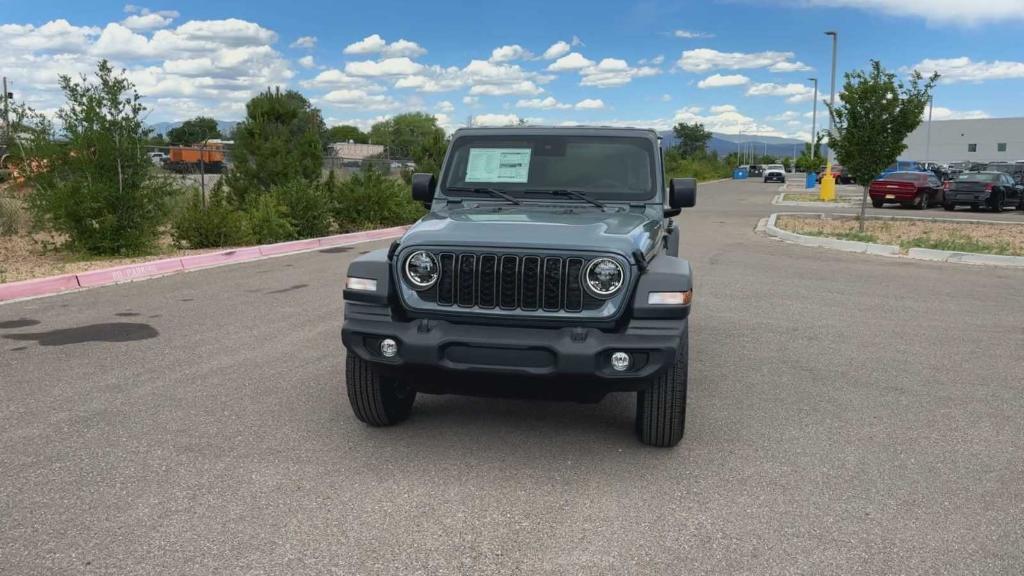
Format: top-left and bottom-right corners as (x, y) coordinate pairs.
(763, 164), (786, 183)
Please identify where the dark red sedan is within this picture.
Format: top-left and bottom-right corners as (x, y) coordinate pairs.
(868, 171), (944, 209)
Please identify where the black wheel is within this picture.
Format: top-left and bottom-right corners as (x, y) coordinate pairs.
(970, 204), (979, 212)
(346, 354), (416, 426)
(915, 192), (928, 209)
(943, 203), (956, 211)
(636, 321), (688, 447)
(871, 198), (884, 208)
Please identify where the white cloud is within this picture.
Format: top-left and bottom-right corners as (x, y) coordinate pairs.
(345, 57), (425, 77)
(639, 55), (665, 66)
(92, 23), (154, 59)
(122, 11), (178, 31)
(767, 110), (802, 122)
(674, 29), (714, 39)
(547, 52), (595, 72)
(436, 100), (455, 113)
(673, 105), (784, 136)
(928, 106), (990, 120)
(769, 61), (812, 73)
(746, 82), (817, 103)
(709, 104), (737, 114)
(661, 94), (672, 102)
(490, 44), (531, 62)
(469, 81), (543, 96)
(462, 96), (479, 106)
(908, 56), (1024, 83)
(1, 19), (100, 53)
(298, 55), (315, 69)
(697, 73), (750, 88)
(542, 40), (571, 60)
(579, 58), (660, 87)
(516, 96), (570, 109)
(342, 34), (426, 58)
(322, 88), (396, 109)
(171, 18), (277, 48)
(290, 36), (317, 49)
(677, 48), (797, 72)
(575, 98), (605, 110)
(802, 0), (1024, 25)
(472, 113), (520, 127)
(301, 68), (382, 90)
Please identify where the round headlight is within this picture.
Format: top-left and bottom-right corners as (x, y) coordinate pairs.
(404, 251), (439, 289)
(584, 258), (624, 298)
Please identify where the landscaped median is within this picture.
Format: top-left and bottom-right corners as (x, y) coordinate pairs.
(763, 212), (1024, 267)
(0, 226), (407, 303)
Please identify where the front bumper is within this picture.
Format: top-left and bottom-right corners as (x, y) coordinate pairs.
(342, 306), (687, 383)
(870, 191), (915, 202)
(764, 173), (785, 182)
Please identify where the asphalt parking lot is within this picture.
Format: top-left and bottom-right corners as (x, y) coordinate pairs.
(2, 178), (1022, 574)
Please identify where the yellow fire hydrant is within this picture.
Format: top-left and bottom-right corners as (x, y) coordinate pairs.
(819, 163), (836, 202)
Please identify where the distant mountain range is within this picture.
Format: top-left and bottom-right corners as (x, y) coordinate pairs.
(149, 120), (239, 138)
(659, 131), (822, 159)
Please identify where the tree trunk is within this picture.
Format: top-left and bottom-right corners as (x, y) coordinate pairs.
(859, 184), (869, 232)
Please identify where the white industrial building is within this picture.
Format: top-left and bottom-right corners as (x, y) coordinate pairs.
(901, 117), (1024, 164)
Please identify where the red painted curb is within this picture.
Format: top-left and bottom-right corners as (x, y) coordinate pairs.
(259, 238), (321, 256)
(76, 258), (185, 288)
(179, 247), (263, 270)
(0, 225), (409, 303)
(0, 274), (81, 301)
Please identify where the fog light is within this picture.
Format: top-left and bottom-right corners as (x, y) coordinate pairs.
(346, 277), (378, 292)
(380, 338), (398, 358)
(610, 351), (631, 372)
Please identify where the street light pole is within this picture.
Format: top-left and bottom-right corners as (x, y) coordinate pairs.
(925, 94), (933, 166)
(808, 77), (818, 161)
(822, 31), (838, 201)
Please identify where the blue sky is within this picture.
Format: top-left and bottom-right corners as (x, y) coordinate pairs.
(2, 0), (1023, 140)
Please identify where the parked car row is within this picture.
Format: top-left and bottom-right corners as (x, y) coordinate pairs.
(869, 171), (1024, 212)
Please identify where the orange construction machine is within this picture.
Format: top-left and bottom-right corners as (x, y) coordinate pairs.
(165, 143), (225, 173)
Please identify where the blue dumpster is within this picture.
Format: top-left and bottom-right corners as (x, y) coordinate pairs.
(805, 171), (817, 189)
(732, 168), (748, 180)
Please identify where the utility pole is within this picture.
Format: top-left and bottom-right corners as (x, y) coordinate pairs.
(925, 94), (933, 166)
(808, 77), (818, 162)
(821, 31), (838, 201)
(2, 77), (10, 142)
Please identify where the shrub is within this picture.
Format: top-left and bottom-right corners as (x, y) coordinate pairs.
(272, 178), (331, 239)
(0, 197), (27, 236)
(171, 183), (251, 249)
(329, 168), (425, 232)
(21, 60), (171, 255)
(245, 193), (294, 244)
(663, 149), (732, 182)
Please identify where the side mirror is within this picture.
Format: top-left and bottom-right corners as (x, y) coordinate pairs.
(411, 173), (436, 207)
(668, 178), (697, 215)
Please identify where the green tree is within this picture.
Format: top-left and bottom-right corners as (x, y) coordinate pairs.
(672, 121), (713, 158)
(324, 124), (368, 144)
(369, 112), (445, 160)
(795, 131), (827, 173)
(22, 60), (172, 255)
(166, 116), (222, 145)
(226, 88), (325, 205)
(826, 60), (938, 230)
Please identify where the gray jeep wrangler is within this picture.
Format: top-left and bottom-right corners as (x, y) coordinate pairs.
(341, 126), (697, 447)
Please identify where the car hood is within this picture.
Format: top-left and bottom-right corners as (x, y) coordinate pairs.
(400, 204), (663, 258)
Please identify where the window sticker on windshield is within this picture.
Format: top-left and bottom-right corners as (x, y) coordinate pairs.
(465, 148), (532, 183)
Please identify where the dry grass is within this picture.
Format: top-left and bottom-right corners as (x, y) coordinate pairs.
(782, 193), (835, 203)
(776, 215), (1024, 256)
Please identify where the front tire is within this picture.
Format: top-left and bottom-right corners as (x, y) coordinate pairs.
(636, 323), (689, 447)
(916, 192), (928, 209)
(346, 354), (416, 426)
(943, 203), (956, 211)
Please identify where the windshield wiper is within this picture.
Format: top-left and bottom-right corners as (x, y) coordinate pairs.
(524, 189), (606, 208)
(445, 186), (521, 205)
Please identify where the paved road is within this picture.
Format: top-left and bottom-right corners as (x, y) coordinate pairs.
(2, 179), (1022, 574)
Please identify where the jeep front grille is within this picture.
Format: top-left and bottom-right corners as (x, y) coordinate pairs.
(420, 252), (603, 313)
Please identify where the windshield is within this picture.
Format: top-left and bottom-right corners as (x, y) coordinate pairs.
(766, 165), (784, 171)
(957, 173), (999, 182)
(884, 172), (924, 182)
(441, 134), (657, 200)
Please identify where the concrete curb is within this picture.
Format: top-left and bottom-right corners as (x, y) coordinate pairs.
(764, 212), (1024, 267)
(0, 225), (409, 304)
(771, 192), (857, 208)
